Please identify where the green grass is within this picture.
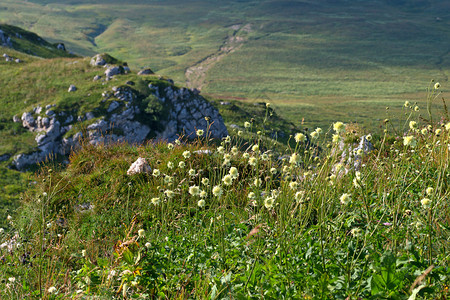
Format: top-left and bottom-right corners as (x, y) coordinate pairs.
(0, 105), (448, 298)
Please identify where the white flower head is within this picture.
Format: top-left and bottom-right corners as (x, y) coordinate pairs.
(340, 193), (351, 205)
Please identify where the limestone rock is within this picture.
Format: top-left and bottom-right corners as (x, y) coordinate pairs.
(137, 68), (154, 75)
(127, 157), (152, 175)
(90, 54), (106, 66)
(68, 85), (77, 92)
(105, 66), (122, 78)
(93, 75), (101, 81)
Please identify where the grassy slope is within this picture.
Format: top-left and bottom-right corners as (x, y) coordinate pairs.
(0, 0), (448, 131)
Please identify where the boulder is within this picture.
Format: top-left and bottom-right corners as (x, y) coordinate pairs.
(137, 68), (154, 75)
(90, 54), (106, 66)
(127, 157), (152, 175)
(104, 66), (122, 77)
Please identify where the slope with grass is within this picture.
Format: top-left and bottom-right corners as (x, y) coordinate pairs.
(0, 0), (449, 131)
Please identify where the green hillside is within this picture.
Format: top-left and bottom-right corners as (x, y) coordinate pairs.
(0, 0), (448, 130)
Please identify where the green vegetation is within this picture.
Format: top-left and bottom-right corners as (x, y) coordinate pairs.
(0, 98), (449, 298)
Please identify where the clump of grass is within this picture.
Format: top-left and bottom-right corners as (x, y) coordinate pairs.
(0, 91), (449, 299)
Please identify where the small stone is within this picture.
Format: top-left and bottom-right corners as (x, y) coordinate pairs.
(127, 157), (152, 175)
(137, 68), (154, 75)
(93, 75), (101, 81)
(68, 85), (77, 92)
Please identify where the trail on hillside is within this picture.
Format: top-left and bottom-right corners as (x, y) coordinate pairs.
(185, 24), (251, 91)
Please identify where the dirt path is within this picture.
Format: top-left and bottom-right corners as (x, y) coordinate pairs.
(185, 24), (251, 91)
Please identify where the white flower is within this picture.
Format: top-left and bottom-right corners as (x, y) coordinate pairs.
(350, 228), (362, 238)
(164, 190), (174, 198)
(212, 185), (222, 197)
(289, 181), (298, 190)
(244, 121), (251, 128)
(151, 197), (160, 205)
(48, 286), (57, 294)
(231, 146), (238, 155)
(289, 153), (301, 164)
(0, 228), (4, 234)
(252, 144), (259, 152)
(196, 129), (204, 136)
(332, 134), (340, 143)
(409, 121), (418, 130)
(189, 185), (200, 196)
(201, 178), (209, 186)
(138, 229), (145, 238)
(8, 277), (15, 283)
(217, 146), (225, 154)
(434, 82), (440, 89)
(167, 161), (174, 169)
(167, 143), (174, 150)
(270, 167), (277, 175)
(340, 193), (351, 205)
(248, 192), (256, 199)
(404, 101), (410, 107)
(403, 135), (417, 147)
(183, 150), (191, 159)
(178, 161), (185, 168)
(294, 133), (306, 143)
(222, 174), (233, 186)
(248, 157), (257, 166)
(198, 199), (206, 208)
(229, 167), (239, 179)
(243, 152), (250, 159)
(152, 169), (160, 177)
(421, 198), (432, 209)
(264, 197), (275, 209)
(200, 190), (207, 198)
(81, 250), (87, 257)
(253, 178), (262, 187)
(295, 191), (305, 202)
(188, 169), (196, 176)
(310, 131), (319, 139)
(145, 242), (151, 248)
(426, 187), (433, 195)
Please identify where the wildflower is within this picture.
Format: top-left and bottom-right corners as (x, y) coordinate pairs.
(217, 146), (225, 153)
(200, 190), (207, 198)
(426, 187), (433, 195)
(264, 197), (275, 209)
(175, 139), (181, 145)
(201, 178), (209, 186)
(244, 121), (251, 128)
(289, 181), (299, 190)
(243, 152), (250, 159)
(8, 277), (15, 283)
(270, 167), (277, 175)
(421, 128), (428, 135)
(294, 133), (306, 143)
(404, 101), (410, 107)
(152, 169), (160, 177)
(183, 150), (191, 159)
(435, 128), (442, 136)
(229, 167), (239, 179)
(231, 146), (238, 155)
(254, 178), (262, 187)
(353, 177), (361, 188)
(145, 242), (151, 248)
(7, 215), (12, 221)
(167, 143), (174, 150)
(252, 144), (259, 152)
(248, 192), (256, 199)
(350, 228), (362, 238)
(196, 129), (204, 137)
(224, 136), (231, 143)
(164, 190), (174, 198)
(414, 106), (419, 111)
(0, 228), (3, 234)
(421, 198), (432, 209)
(167, 161), (174, 169)
(332, 134), (340, 143)
(315, 128), (323, 134)
(151, 197), (160, 205)
(178, 161), (185, 168)
(257, 131), (262, 135)
(310, 131), (319, 139)
(333, 122), (345, 133)
(188, 169), (196, 176)
(81, 250), (87, 257)
(356, 149), (363, 156)
(295, 191), (305, 202)
(198, 199), (206, 208)
(409, 121), (418, 130)
(434, 82), (440, 89)
(164, 175), (173, 184)
(189, 185), (200, 196)
(248, 157), (258, 166)
(237, 130), (243, 136)
(222, 174), (233, 186)
(138, 229), (145, 238)
(266, 102), (271, 108)
(289, 153), (301, 164)
(445, 122), (450, 131)
(212, 185), (223, 197)
(223, 153), (231, 161)
(340, 193), (351, 205)
(403, 135), (417, 147)
(335, 163), (343, 173)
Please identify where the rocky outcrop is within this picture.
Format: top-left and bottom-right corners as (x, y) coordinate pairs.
(90, 54), (106, 66)
(12, 82), (228, 170)
(127, 158), (152, 175)
(0, 30), (12, 47)
(138, 68), (154, 75)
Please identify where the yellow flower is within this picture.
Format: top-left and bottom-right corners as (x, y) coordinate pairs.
(404, 101), (410, 107)
(196, 129), (204, 136)
(244, 121), (251, 128)
(248, 157), (257, 166)
(248, 192), (256, 199)
(264, 197), (275, 209)
(295, 191), (305, 202)
(266, 102), (271, 108)
(167, 143), (174, 150)
(289, 181), (298, 190)
(178, 161), (185, 168)
(254, 178), (262, 187)
(222, 174), (233, 186)
(409, 121), (417, 130)
(332, 134), (340, 143)
(167, 161), (174, 169)
(310, 131), (319, 139)
(231, 146), (238, 155)
(421, 128), (428, 135)
(294, 133), (306, 143)
(237, 130), (243, 136)
(252, 144), (260, 152)
(243, 152), (250, 159)
(188, 169), (196, 176)
(315, 128), (323, 134)
(270, 167), (277, 175)
(435, 129), (442, 136)
(138, 229), (145, 238)
(333, 122), (345, 133)
(403, 135), (417, 147)
(434, 82), (440, 89)
(152, 169), (160, 177)
(426, 187), (433, 195)
(224, 136), (231, 143)
(421, 198), (432, 209)
(197, 199), (205, 208)
(151, 197), (160, 205)
(201, 178), (209, 186)
(165, 190), (174, 198)
(414, 106), (419, 111)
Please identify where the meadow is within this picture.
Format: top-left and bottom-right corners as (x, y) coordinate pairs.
(0, 0), (449, 130)
(0, 90), (449, 298)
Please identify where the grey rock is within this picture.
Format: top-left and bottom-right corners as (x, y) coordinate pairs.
(12, 115), (20, 123)
(21, 112), (35, 129)
(93, 75), (101, 81)
(0, 154), (10, 162)
(68, 85), (77, 92)
(138, 68), (154, 75)
(15, 58), (21, 63)
(107, 101), (120, 112)
(127, 157), (152, 175)
(104, 66), (122, 77)
(90, 54), (106, 66)
(56, 43), (66, 51)
(85, 112), (95, 120)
